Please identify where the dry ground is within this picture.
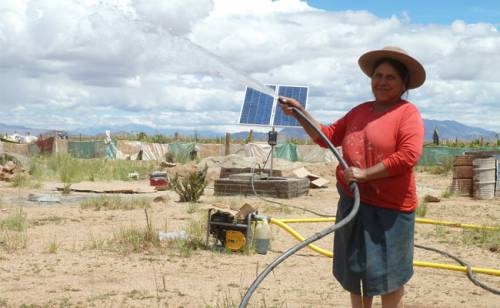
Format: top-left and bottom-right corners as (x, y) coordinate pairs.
(0, 159), (499, 307)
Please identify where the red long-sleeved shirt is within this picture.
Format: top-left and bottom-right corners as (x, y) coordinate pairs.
(315, 100), (424, 212)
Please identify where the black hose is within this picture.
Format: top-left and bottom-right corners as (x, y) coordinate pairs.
(248, 119), (335, 217)
(239, 107), (361, 307)
(250, 172), (336, 217)
(415, 244), (500, 295)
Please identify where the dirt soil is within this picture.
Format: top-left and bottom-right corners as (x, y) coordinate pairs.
(0, 158), (499, 307)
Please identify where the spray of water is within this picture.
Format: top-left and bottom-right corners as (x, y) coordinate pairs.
(172, 36), (278, 98)
(105, 2), (278, 99)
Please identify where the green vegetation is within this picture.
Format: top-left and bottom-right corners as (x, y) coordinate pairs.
(28, 153), (157, 183)
(429, 224), (500, 252)
(112, 224), (160, 254)
(10, 173), (41, 189)
(84, 211), (207, 257)
(47, 238), (59, 254)
(80, 195), (151, 211)
(0, 208), (29, 231)
(175, 220), (206, 258)
(0, 208), (29, 252)
(462, 227), (500, 251)
(111, 209), (159, 254)
(170, 165), (208, 202)
(416, 155), (454, 175)
(415, 201), (428, 217)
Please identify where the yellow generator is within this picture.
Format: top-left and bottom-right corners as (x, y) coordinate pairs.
(206, 208), (255, 252)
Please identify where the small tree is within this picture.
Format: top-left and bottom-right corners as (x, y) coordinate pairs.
(170, 165), (208, 202)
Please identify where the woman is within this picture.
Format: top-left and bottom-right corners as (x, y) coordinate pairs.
(279, 46), (425, 308)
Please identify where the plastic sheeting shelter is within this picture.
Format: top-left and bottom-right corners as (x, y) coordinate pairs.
(168, 143), (197, 162)
(275, 143), (298, 161)
(419, 146), (500, 165)
(243, 143), (299, 162)
(68, 141), (109, 158)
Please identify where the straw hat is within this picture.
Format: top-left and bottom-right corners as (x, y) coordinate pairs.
(358, 46), (426, 89)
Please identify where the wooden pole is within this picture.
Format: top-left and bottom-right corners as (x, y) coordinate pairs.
(225, 132), (231, 156)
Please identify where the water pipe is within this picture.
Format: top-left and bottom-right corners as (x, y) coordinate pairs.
(276, 217), (500, 231)
(269, 217), (500, 277)
(239, 106), (361, 307)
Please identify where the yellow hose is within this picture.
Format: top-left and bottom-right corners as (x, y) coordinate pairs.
(269, 217), (500, 277)
(277, 217), (499, 231)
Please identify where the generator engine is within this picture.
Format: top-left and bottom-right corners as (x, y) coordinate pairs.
(207, 209), (253, 252)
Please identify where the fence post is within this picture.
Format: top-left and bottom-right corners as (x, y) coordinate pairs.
(225, 132), (231, 156)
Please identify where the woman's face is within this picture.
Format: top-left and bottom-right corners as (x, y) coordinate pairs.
(371, 61), (406, 105)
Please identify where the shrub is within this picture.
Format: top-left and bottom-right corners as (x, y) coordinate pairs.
(170, 165), (208, 202)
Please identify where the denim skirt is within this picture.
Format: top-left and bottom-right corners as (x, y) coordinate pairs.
(333, 188), (415, 296)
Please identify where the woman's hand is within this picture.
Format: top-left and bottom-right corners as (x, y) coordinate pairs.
(278, 96), (303, 115)
(343, 167), (369, 184)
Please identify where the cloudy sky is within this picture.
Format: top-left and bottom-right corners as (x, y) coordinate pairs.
(1, 0), (499, 134)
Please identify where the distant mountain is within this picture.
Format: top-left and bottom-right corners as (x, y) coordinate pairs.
(68, 124), (223, 138)
(274, 119), (498, 142)
(0, 119), (497, 142)
(0, 123), (48, 136)
(423, 119), (497, 141)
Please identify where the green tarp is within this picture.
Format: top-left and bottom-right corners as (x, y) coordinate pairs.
(275, 143), (298, 161)
(68, 141), (111, 158)
(419, 146), (500, 165)
(168, 143), (196, 163)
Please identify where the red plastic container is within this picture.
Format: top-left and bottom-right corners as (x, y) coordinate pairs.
(149, 171), (169, 190)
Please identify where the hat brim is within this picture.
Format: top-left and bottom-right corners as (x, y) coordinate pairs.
(358, 49), (426, 89)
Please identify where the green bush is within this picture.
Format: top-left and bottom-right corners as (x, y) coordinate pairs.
(170, 165), (208, 202)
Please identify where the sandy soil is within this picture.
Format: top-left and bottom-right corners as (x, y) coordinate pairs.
(0, 159), (499, 307)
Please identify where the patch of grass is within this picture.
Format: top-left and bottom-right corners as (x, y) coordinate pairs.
(175, 220), (207, 258)
(28, 159), (44, 180)
(112, 225), (159, 254)
(0, 230), (28, 252)
(0, 208), (29, 231)
(432, 225), (453, 243)
(415, 202), (428, 217)
(88, 232), (106, 250)
(187, 202), (199, 214)
(462, 227), (500, 250)
(47, 238), (59, 254)
(440, 188), (453, 199)
(80, 195), (151, 211)
(62, 183), (72, 195)
(206, 289), (238, 308)
(0, 208), (30, 252)
(30, 154), (158, 182)
(10, 174), (41, 189)
(417, 156), (454, 176)
(110, 209), (159, 254)
(30, 216), (65, 226)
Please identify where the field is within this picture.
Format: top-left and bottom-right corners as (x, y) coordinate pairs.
(0, 156), (499, 307)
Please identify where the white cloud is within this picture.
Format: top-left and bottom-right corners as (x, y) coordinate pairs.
(0, 0), (499, 134)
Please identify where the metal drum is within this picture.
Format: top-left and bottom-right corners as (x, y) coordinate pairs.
(472, 157), (496, 200)
(451, 155), (473, 197)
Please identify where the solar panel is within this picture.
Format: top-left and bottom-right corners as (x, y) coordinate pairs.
(239, 85), (308, 127)
(239, 85), (276, 126)
(273, 85), (308, 127)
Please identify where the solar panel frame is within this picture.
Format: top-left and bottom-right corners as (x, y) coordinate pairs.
(238, 84), (308, 128)
(238, 85), (277, 126)
(273, 85), (308, 127)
